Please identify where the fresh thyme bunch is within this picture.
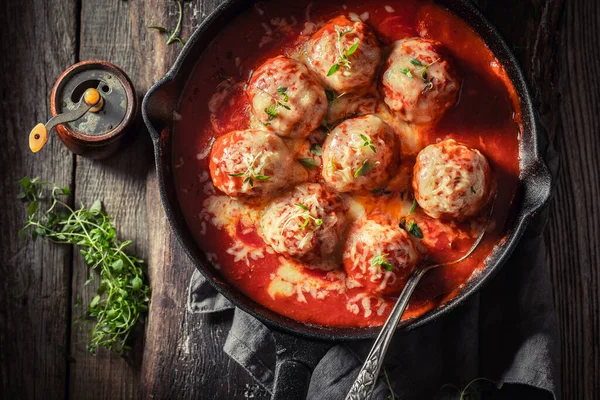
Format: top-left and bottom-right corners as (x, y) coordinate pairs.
(18, 177), (150, 354)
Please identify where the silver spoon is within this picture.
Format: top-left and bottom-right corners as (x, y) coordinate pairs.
(345, 198), (497, 400)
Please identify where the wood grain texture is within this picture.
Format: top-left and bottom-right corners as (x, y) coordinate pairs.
(546, 0), (600, 397)
(0, 0), (77, 398)
(68, 1), (151, 399)
(138, 1), (264, 399)
(479, 0), (599, 398)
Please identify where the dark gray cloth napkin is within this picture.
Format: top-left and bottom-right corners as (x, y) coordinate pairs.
(188, 147), (561, 399)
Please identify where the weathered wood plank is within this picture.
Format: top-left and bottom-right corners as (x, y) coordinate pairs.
(547, 0), (600, 397)
(137, 1), (264, 398)
(68, 1), (151, 399)
(480, 0), (600, 398)
(0, 0), (77, 398)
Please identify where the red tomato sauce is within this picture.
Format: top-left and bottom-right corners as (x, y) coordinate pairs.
(171, 0), (521, 327)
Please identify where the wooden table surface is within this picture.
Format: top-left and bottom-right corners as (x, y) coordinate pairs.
(0, 0), (597, 399)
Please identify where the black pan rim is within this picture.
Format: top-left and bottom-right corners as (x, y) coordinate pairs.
(142, 0), (553, 341)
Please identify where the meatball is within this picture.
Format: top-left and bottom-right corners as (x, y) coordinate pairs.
(247, 56), (327, 138)
(381, 38), (460, 125)
(209, 129), (306, 202)
(412, 139), (495, 220)
(259, 183), (347, 263)
(322, 115), (399, 193)
(343, 213), (420, 295)
(306, 16), (381, 93)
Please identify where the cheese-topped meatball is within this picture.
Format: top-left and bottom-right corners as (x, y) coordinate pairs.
(259, 183), (347, 263)
(322, 115), (399, 193)
(381, 38), (460, 125)
(209, 129), (305, 202)
(412, 139), (494, 220)
(247, 56), (327, 138)
(307, 16), (381, 93)
(343, 213), (420, 295)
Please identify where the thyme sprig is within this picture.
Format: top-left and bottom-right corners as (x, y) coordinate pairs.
(440, 377), (503, 399)
(298, 158), (318, 170)
(400, 57), (439, 94)
(360, 133), (377, 153)
(371, 253), (394, 271)
(228, 151), (271, 187)
(354, 159), (379, 178)
(18, 177), (150, 354)
(149, 0), (186, 46)
(327, 26), (360, 76)
(383, 368), (397, 400)
(399, 217), (424, 239)
(294, 203), (324, 229)
(409, 198), (417, 214)
(310, 143), (323, 156)
(261, 86), (291, 125)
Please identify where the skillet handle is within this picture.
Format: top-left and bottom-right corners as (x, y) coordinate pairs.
(142, 79), (178, 143)
(521, 158), (552, 213)
(271, 329), (333, 400)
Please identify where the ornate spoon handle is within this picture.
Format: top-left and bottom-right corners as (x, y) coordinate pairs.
(344, 267), (428, 400)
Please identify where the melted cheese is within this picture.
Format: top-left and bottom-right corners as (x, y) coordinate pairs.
(201, 194), (261, 233)
(414, 139), (491, 219)
(267, 258), (347, 303)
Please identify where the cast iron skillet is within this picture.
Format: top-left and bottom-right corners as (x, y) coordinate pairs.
(142, 0), (553, 398)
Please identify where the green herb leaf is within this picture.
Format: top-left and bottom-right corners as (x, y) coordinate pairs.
(410, 58), (424, 67)
(298, 158), (318, 169)
(28, 200), (39, 217)
(300, 217), (310, 229)
(148, 0), (186, 46)
(310, 143), (323, 156)
(407, 221), (424, 239)
(327, 63), (341, 76)
(17, 176), (150, 354)
(265, 104), (278, 121)
(354, 160), (377, 178)
(360, 134), (376, 153)
(131, 276), (143, 291)
(371, 254), (394, 271)
(148, 25), (168, 33)
(228, 152), (270, 186)
(112, 259), (124, 272)
(295, 203), (309, 211)
(346, 41), (360, 57)
(399, 68), (413, 78)
(409, 199), (417, 214)
(90, 200), (102, 214)
(90, 295), (101, 309)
